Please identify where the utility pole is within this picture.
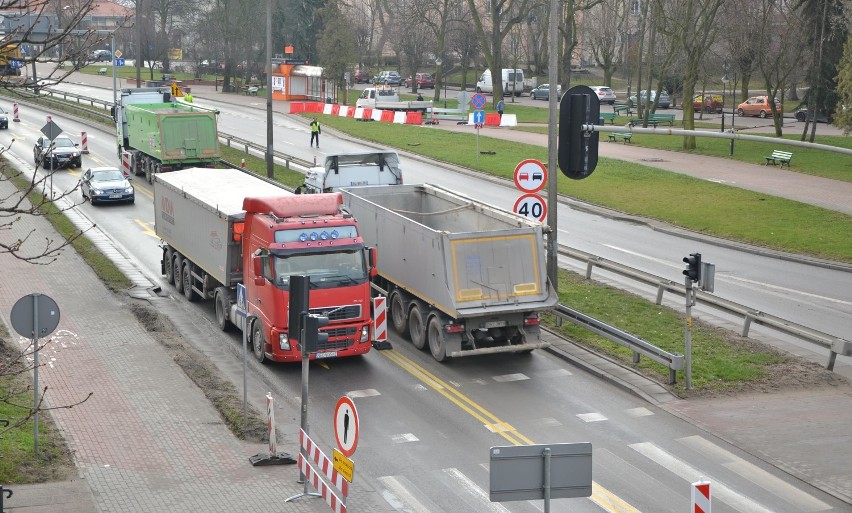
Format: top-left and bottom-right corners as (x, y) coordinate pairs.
(546, 0), (559, 293)
(135, 0), (141, 87)
(265, 0), (273, 178)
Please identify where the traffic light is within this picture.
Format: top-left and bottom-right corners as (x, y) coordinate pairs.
(683, 253), (702, 282)
(558, 85), (600, 180)
(303, 314), (330, 353)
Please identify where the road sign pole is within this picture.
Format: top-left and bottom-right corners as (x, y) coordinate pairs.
(32, 294), (40, 455)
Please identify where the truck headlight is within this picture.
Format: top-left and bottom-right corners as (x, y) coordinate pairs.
(360, 325), (369, 342)
(279, 333), (290, 350)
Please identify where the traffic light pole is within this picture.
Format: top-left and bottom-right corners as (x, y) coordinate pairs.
(684, 277), (695, 390)
(546, 0), (559, 293)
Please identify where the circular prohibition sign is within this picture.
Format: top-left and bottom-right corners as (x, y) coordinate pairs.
(513, 193), (547, 222)
(334, 395), (360, 457)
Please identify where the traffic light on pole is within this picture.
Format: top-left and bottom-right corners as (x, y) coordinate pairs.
(303, 314), (329, 354)
(558, 85), (600, 180)
(683, 253), (702, 282)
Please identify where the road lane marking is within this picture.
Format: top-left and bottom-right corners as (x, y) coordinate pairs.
(377, 475), (443, 513)
(442, 467), (511, 513)
(134, 219), (157, 238)
(381, 350), (641, 512)
(577, 412), (608, 422)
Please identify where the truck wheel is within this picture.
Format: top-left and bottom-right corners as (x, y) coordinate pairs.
(182, 261), (197, 301)
(389, 290), (408, 336)
(408, 306), (427, 350)
(164, 248), (174, 284)
(173, 255), (184, 294)
(145, 161), (153, 184)
(251, 320), (267, 363)
(427, 316), (448, 362)
(214, 287), (230, 331)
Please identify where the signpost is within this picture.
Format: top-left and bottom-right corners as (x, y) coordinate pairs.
(513, 193), (547, 222)
(512, 159), (548, 222)
(334, 396), (359, 457)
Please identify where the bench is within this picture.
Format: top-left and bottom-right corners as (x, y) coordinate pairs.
(649, 113), (676, 126)
(613, 104), (632, 116)
(599, 112), (616, 124)
(764, 150), (793, 168)
(630, 117), (659, 128)
(245, 86), (259, 96)
(97, 67), (107, 75)
(607, 132), (633, 143)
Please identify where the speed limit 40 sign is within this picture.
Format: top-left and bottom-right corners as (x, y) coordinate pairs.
(513, 193), (547, 222)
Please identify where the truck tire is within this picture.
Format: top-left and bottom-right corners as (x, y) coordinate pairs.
(427, 316), (448, 362)
(163, 248), (175, 284)
(173, 254), (184, 294)
(408, 305), (427, 350)
(251, 320), (267, 363)
(214, 287), (231, 331)
(182, 261), (197, 301)
(389, 290), (408, 336)
(145, 160), (153, 184)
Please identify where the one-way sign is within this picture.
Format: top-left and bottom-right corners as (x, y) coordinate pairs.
(41, 120), (62, 141)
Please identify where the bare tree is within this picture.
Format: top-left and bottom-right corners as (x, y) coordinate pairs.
(317, 0), (358, 97)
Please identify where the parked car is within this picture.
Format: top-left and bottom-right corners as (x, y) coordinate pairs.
(628, 89), (670, 109)
(590, 86), (617, 105)
(33, 135), (82, 170)
(693, 94), (724, 113)
(737, 96), (782, 118)
(0, 106), (8, 129)
(353, 68), (371, 84)
(794, 107), (831, 123)
(529, 83), (561, 101)
(91, 49), (111, 62)
(375, 70), (402, 86)
(404, 73), (435, 89)
(80, 167), (135, 205)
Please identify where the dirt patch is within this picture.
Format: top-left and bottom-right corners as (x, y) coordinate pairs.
(127, 301), (268, 442)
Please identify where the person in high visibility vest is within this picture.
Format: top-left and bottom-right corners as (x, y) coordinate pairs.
(310, 118), (321, 148)
(184, 92), (194, 103)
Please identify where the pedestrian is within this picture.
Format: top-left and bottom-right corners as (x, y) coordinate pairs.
(310, 118), (321, 148)
(417, 92), (424, 101)
(184, 92), (194, 103)
(497, 99), (504, 119)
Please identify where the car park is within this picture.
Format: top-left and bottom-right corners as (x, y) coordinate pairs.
(33, 135), (82, 170)
(404, 73), (435, 89)
(529, 83), (561, 100)
(375, 71), (402, 86)
(80, 167), (135, 205)
(628, 89), (670, 109)
(693, 94), (724, 113)
(737, 95), (782, 118)
(590, 86), (617, 104)
(0, 106), (8, 129)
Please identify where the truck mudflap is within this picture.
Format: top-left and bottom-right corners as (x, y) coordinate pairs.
(448, 341), (550, 358)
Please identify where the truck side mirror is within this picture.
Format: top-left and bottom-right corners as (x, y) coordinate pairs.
(368, 247), (378, 277)
(110, 106), (116, 120)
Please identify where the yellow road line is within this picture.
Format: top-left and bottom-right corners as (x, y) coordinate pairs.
(380, 349), (642, 513)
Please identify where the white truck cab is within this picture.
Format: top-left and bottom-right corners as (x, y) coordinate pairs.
(298, 151), (403, 194)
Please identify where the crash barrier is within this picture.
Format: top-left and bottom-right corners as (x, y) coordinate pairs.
(428, 107), (467, 121)
(558, 246), (852, 372)
(289, 102), (425, 125)
(220, 133), (313, 171)
(554, 305), (685, 384)
(465, 112), (517, 127)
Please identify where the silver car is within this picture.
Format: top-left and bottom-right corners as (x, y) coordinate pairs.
(628, 89), (670, 109)
(80, 167), (135, 205)
(590, 86), (617, 105)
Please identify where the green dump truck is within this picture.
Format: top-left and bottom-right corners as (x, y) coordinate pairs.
(113, 87), (221, 183)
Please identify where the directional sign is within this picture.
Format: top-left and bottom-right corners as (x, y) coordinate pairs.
(473, 110), (485, 125)
(471, 93), (487, 109)
(41, 120), (63, 141)
(114, 58), (125, 67)
(11, 59), (23, 68)
(513, 159), (548, 193)
(513, 193), (547, 222)
(333, 448), (355, 483)
(334, 396), (359, 457)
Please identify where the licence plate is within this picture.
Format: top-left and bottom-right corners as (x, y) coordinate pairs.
(484, 320), (506, 329)
(109, 194), (122, 198)
(314, 351), (337, 359)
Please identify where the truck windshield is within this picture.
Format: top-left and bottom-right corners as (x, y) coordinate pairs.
(273, 250), (368, 290)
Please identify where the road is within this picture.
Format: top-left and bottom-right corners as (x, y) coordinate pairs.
(1, 89), (849, 511)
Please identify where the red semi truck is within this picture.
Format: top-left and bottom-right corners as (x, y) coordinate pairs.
(153, 167), (375, 362)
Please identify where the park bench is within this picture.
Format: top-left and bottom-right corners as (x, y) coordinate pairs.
(764, 150), (793, 168)
(245, 86), (259, 96)
(649, 113), (676, 126)
(599, 112), (616, 124)
(97, 67), (107, 75)
(613, 104), (632, 116)
(607, 132), (633, 144)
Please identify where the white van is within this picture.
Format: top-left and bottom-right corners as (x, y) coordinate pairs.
(476, 68), (525, 97)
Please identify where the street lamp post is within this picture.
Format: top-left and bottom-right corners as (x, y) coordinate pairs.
(435, 57), (447, 108)
(730, 71), (737, 157)
(721, 70), (729, 133)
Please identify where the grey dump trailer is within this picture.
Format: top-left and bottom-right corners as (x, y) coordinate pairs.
(341, 183), (557, 361)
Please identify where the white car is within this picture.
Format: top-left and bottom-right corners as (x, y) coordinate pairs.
(590, 86), (617, 105)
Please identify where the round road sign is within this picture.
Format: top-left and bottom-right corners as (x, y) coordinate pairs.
(471, 93), (487, 109)
(513, 159), (548, 193)
(10, 293), (60, 338)
(334, 396), (359, 457)
(513, 193), (547, 222)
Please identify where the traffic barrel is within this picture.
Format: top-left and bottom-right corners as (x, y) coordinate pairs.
(12, 103), (19, 122)
(47, 115), (52, 123)
(81, 132), (90, 154)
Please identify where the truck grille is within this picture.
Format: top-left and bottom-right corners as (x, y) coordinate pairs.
(310, 305), (361, 321)
(317, 327), (357, 351)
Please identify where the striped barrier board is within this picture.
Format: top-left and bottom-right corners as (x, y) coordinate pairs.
(266, 393), (277, 456)
(300, 429), (349, 497)
(691, 479), (710, 513)
(373, 296), (387, 342)
(81, 132), (90, 154)
(298, 454), (346, 513)
(121, 152), (132, 178)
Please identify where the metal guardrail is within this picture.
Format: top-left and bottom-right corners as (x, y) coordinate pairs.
(558, 246), (852, 371)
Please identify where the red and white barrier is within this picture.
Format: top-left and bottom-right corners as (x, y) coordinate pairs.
(81, 132), (90, 154)
(298, 455), (346, 513)
(298, 428), (348, 513)
(240, 158), (246, 168)
(121, 151), (132, 178)
(691, 479), (711, 513)
(266, 393), (277, 456)
(373, 296), (387, 342)
(46, 115), (52, 124)
(12, 103), (19, 122)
